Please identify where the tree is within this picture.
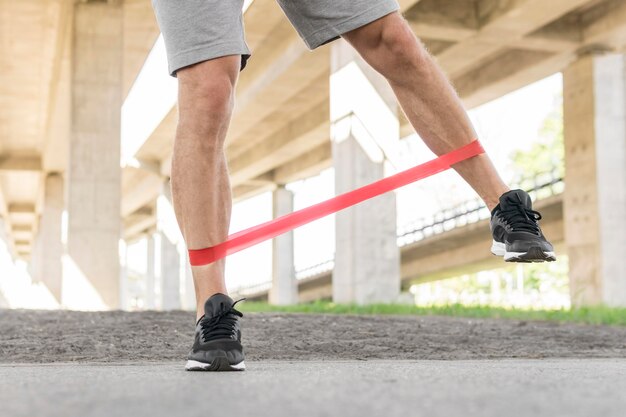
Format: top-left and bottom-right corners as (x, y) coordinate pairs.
(510, 94), (564, 179)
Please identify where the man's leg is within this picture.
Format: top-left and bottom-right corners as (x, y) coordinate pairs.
(341, 12), (555, 262)
(342, 12), (509, 211)
(172, 56), (240, 321)
(150, 0), (249, 371)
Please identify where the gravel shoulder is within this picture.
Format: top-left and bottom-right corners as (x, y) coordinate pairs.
(1, 309), (625, 363)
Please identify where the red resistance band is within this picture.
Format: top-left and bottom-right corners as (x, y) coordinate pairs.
(189, 139), (485, 266)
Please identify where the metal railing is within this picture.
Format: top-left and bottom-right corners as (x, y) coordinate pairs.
(397, 170), (563, 246)
(232, 169), (564, 296)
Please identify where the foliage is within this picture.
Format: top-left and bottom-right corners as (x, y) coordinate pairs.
(510, 94), (564, 178)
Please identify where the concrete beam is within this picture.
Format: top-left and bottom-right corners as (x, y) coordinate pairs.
(15, 242), (31, 253)
(123, 207), (156, 240)
(13, 230), (34, 242)
(437, 0), (593, 77)
(128, 157), (162, 177)
(228, 96), (329, 185)
(12, 225), (33, 233)
(405, 0), (582, 52)
(273, 143), (332, 185)
(0, 186), (16, 257)
(397, 0), (423, 11)
(232, 182), (277, 203)
(8, 203), (36, 214)
(510, 35), (580, 53)
(0, 156), (42, 172)
(404, 0), (478, 41)
(242, 173), (275, 187)
(456, 0), (626, 108)
(122, 0), (160, 99)
(454, 48), (558, 108)
(408, 17), (580, 53)
(121, 171), (162, 217)
(474, 0), (590, 37)
(7, 208), (37, 228)
(244, 0), (286, 51)
(200, 141), (332, 205)
(582, 0), (626, 49)
(409, 21), (476, 43)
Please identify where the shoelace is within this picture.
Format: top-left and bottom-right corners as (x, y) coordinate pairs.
(199, 298), (245, 342)
(499, 196), (542, 234)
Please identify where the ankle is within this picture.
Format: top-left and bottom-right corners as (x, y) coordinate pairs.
(485, 199), (500, 212)
(485, 186), (510, 211)
(196, 290), (229, 321)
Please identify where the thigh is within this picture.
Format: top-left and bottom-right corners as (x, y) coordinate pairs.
(275, 0), (399, 50)
(151, 0), (251, 76)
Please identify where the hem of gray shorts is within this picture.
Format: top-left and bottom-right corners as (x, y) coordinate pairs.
(302, 0), (400, 50)
(167, 41), (251, 77)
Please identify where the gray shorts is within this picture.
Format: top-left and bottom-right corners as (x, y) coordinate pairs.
(151, 0), (399, 76)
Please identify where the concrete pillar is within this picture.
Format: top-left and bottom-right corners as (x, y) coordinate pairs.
(31, 174), (64, 302)
(157, 181), (181, 310)
(159, 229), (181, 310)
(119, 239), (128, 310)
(182, 250), (196, 311)
(30, 230), (42, 285)
(563, 52), (626, 307)
(0, 217), (10, 308)
(66, 2), (123, 309)
(330, 40), (400, 304)
(145, 233), (156, 309)
(270, 185), (297, 305)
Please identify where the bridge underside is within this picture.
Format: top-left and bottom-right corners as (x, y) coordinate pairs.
(1, 0), (626, 308)
(239, 194), (565, 302)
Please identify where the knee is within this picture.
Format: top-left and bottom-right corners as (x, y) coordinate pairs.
(379, 19), (430, 72)
(180, 76), (235, 125)
(177, 61), (239, 138)
(362, 16), (431, 82)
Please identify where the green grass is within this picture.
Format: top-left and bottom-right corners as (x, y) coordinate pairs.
(238, 301), (626, 326)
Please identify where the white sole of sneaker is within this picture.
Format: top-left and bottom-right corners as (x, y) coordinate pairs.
(185, 359), (246, 371)
(491, 240), (506, 256)
(491, 240), (556, 262)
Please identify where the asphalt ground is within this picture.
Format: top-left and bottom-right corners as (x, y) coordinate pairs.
(2, 310), (625, 417)
(2, 359), (625, 417)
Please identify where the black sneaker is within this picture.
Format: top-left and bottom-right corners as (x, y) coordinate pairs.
(185, 293), (246, 371)
(490, 189), (556, 263)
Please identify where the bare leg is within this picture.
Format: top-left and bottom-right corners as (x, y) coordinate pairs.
(172, 56), (240, 321)
(343, 13), (509, 210)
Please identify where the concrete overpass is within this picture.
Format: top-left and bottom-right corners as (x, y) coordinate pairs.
(235, 179), (565, 302)
(1, 0), (626, 309)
